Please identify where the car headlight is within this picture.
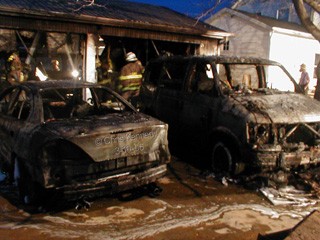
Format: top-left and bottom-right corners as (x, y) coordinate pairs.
(247, 123), (272, 145)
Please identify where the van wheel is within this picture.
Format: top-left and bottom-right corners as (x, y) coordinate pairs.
(211, 141), (235, 176)
(14, 158), (41, 205)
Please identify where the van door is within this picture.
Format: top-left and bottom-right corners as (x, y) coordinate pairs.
(153, 59), (189, 132)
(179, 60), (221, 155)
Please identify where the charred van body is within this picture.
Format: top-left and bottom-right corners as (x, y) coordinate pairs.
(139, 56), (320, 180)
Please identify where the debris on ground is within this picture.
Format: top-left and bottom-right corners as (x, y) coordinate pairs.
(75, 197), (92, 211)
(201, 168), (320, 206)
(221, 177), (228, 186)
(259, 168), (320, 206)
(190, 166), (320, 206)
(297, 168), (320, 197)
(260, 186), (318, 206)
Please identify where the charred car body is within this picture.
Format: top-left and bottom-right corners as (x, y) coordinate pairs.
(139, 55), (320, 180)
(0, 80), (170, 204)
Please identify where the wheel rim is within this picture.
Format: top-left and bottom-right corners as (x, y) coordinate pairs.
(211, 141), (233, 174)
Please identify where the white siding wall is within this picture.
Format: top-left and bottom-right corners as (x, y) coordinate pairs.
(270, 32), (320, 89)
(207, 15), (269, 58)
(313, 11), (320, 28)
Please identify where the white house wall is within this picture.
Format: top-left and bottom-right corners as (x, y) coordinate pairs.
(270, 32), (320, 89)
(313, 11), (320, 28)
(207, 15), (270, 58)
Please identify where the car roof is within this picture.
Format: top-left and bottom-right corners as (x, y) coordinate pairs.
(148, 55), (281, 66)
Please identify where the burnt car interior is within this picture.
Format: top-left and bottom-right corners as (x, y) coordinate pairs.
(0, 88), (31, 120)
(150, 59), (189, 91)
(143, 58), (298, 102)
(40, 87), (130, 121)
(216, 63), (297, 93)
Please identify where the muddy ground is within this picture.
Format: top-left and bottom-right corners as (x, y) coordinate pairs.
(0, 158), (319, 240)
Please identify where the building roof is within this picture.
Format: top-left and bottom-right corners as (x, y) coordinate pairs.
(209, 8), (308, 34)
(0, 0), (230, 39)
(238, 10), (308, 33)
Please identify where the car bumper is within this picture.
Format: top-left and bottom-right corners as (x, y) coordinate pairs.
(255, 148), (320, 170)
(56, 164), (167, 201)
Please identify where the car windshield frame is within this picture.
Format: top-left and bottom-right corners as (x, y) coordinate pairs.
(214, 61), (300, 94)
(39, 85), (135, 121)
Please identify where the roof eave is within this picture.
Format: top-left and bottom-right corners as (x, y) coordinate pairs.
(0, 7), (230, 39)
(272, 27), (315, 39)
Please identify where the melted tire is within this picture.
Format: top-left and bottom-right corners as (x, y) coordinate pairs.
(211, 141), (234, 176)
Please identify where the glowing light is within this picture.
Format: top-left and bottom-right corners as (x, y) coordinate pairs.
(35, 67), (48, 81)
(72, 70), (80, 78)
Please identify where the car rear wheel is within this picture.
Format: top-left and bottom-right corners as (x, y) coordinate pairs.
(211, 141), (235, 176)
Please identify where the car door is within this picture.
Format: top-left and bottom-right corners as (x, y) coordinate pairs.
(0, 86), (33, 166)
(179, 60), (221, 154)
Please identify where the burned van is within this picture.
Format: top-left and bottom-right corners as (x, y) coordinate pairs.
(139, 55), (320, 179)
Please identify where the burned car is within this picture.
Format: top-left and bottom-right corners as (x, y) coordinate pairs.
(139, 55), (320, 181)
(0, 80), (170, 204)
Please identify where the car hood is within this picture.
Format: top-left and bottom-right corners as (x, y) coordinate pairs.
(42, 112), (169, 162)
(224, 92), (320, 124)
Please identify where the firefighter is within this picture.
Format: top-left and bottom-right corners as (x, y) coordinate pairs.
(6, 52), (26, 84)
(97, 59), (115, 90)
(118, 52), (144, 101)
(46, 59), (63, 80)
(97, 45), (118, 91)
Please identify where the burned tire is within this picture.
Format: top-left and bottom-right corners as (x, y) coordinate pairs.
(211, 141), (235, 176)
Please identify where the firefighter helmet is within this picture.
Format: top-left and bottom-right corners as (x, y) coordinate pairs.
(125, 52), (137, 62)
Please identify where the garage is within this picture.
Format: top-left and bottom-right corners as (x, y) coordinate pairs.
(0, 0), (231, 87)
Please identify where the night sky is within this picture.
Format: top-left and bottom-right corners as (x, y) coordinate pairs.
(128, 0), (229, 18)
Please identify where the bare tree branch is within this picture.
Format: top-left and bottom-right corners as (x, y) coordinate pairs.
(195, 0), (223, 23)
(292, 0), (320, 41)
(304, 0), (320, 13)
(73, 0), (106, 12)
(293, 0), (320, 100)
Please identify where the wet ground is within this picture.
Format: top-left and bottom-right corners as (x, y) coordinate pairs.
(0, 158), (319, 240)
